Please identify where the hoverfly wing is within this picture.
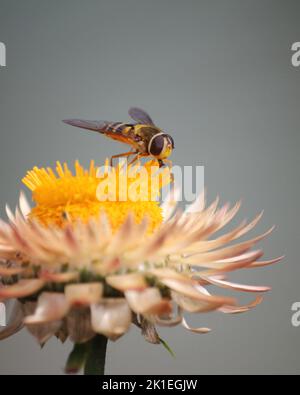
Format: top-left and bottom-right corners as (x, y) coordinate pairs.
(63, 119), (135, 147)
(62, 119), (108, 133)
(128, 107), (155, 125)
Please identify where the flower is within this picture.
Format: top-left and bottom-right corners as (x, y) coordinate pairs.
(22, 159), (170, 233)
(0, 160), (282, 369)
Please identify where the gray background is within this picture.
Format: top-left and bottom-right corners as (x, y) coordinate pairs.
(0, 0), (299, 375)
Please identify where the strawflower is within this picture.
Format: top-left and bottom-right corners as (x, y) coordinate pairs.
(0, 160), (282, 374)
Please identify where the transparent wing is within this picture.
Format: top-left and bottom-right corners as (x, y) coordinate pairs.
(128, 107), (155, 125)
(63, 118), (134, 146)
(63, 119), (108, 132)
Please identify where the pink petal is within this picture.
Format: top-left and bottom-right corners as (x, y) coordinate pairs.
(0, 265), (25, 276)
(0, 279), (45, 299)
(199, 250), (264, 273)
(39, 271), (79, 283)
(160, 278), (236, 305)
(247, 255), (284, 269)
(219, 295), (264, 314)
(203, 276), (271, 293)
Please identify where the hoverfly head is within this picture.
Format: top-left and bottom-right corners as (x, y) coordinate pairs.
(149, 133), (174, 160)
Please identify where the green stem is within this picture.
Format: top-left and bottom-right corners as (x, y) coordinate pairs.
(65, 342), (89, 374)
(84, 335), (108, 376)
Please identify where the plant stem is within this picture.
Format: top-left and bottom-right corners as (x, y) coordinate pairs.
(84, 335), (108, 376)
(65, 343), (89, 374)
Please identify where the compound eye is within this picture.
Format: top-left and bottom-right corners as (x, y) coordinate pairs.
(149, 135), (165, 156)
(167, 135), (175, 148)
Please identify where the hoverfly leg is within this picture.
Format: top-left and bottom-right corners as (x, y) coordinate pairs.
(127, 155), (137, 166)
(163, 159), (173, 169)
(62, 211), (71, 221)
(127, 153), (148, 166)
(110, 151), (137, 167)
(158, 159), (174, 183)
(158, 159), (172, 168)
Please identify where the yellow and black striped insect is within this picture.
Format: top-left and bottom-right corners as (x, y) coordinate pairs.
(63, 107), (174, 167)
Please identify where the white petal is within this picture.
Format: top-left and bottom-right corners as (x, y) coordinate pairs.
(106, 273), (148, 292)
(182, 317), (211, 334)
(5, 204), (16, 224)
(91, 298), (132, 340)
(125, 288), (172, 315)
(19, 192), (31, 218)
(65, 283), (103, 306)
(171, 291), (223, 313)
(184, 190), (206, 215)
(24, 292), (70, 324)
(161, 185), (181, 221)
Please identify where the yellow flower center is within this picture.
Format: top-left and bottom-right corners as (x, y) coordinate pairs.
(22, 160), (172, 233)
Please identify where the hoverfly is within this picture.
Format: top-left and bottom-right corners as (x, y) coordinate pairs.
(63, 108), (174, 167)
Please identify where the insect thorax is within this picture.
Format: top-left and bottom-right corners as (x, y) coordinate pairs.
(133, 125), (163, 152)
